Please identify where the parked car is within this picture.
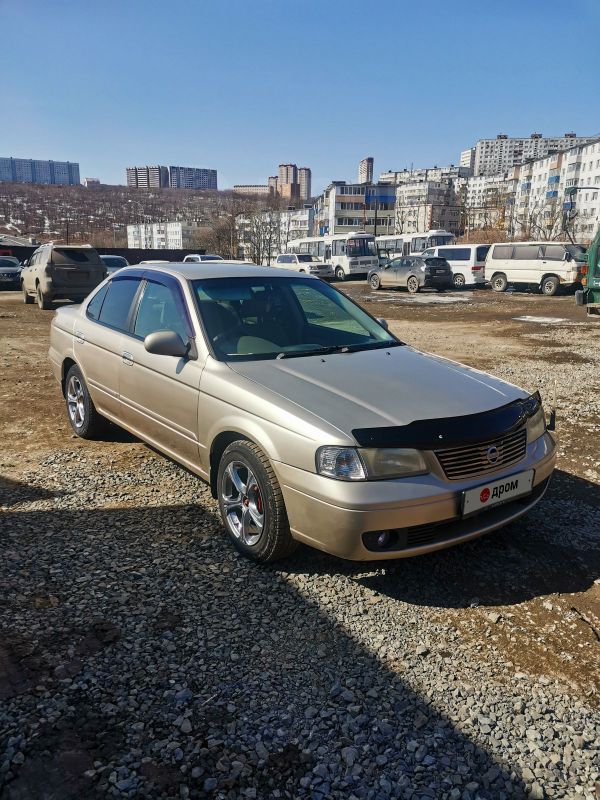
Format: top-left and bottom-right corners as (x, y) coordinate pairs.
(100, 254), (129, 274)
(486, 241), (585, 295)
(273, 253), (333, 279)
(183, 254), (224, 263)
(368, 256), (453, 293)
(21, 244), (106, 309)
(49, 262), (555, 564)
(421, 244), (490, 288)
(0, 256), (22, 290)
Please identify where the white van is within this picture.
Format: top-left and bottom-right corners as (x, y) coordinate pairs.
(486, 242), (585, 296)
(421, 244), (490, 288)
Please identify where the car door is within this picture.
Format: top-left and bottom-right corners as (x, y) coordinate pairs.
(395, 257), (412, 287)
(75, 275), (142, 420)
(118, 274), (204, 471)
(380, 257), (401, 287)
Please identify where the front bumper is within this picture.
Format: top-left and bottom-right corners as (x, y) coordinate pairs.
(273, 432), (556, 560)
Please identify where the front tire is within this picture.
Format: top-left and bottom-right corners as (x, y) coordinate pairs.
(407, 276), (419, 294)
(453, 273), (466, 289)
(370, 274), (381, 290)
(22, 283), (33, 304)
(36, 285), (52, 310)
(218, 440), (297, 563)
(491, 273), (508, 292)
(541, 276), (559, 296)
(64, 365), (107, 439)
(335, 266), (345, 281)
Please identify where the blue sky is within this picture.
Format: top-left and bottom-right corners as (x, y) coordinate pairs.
(2, 0), (599, 193)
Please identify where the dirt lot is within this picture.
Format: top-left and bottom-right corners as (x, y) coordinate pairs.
(0, 285), (599, 799)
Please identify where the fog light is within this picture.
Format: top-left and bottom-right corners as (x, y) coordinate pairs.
(377, 531), (391, 548)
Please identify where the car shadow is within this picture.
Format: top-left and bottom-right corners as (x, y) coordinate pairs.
(0, 500), (537, 799)
(0, 476), (65, 507)
(284, 469), (600, 609)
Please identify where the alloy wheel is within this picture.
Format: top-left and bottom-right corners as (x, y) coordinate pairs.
(221, 460), (264, 546)
(67, 375), (85, 429)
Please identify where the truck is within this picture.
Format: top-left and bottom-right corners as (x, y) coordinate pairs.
(575, 229), (600, 316)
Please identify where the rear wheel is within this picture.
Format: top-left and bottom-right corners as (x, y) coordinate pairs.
(64, 364), (107, 439)
(335, 266), (345, 281)
(541, 275), (559, 296)
(36, 284), (52, 310)
(370, 273), (381, 290)
(491, 273), (508, 292)
(407, 276), (419, 294)
(22, 283), (33, 304)
(453, 273), (466, 289)
(218, 440), (297, 563)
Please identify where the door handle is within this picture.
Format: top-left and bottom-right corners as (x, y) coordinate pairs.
(75, 330), (85, 344)
(122, 351), (134, 366)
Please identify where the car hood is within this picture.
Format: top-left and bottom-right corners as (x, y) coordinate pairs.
(228, 345), (527, 441)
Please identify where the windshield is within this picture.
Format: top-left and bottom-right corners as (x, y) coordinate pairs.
(346, 237), (377, 257)
(424, 257), (450, 267)
(427, 234), (455, 248)
(297, 254), (319, 263)
(0, 257), (19, 268)
(101, 256), (128, 267)
(193, 276), (398, 361)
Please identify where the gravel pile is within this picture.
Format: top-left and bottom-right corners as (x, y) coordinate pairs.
(1, 447), (598, 799)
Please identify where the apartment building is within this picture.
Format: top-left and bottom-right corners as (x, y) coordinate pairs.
(464, 133), (596, 177)
(235, 206), (315, 264)
(169, 166), (217, 190)
(395, 181), (462, 235)
(298, 167), (312, 201)
(313, 182), (396, 236)
(126, 165), (217, 189)
(379, 165), (470, 185)
(126, 220), (205, 249)
(358, 157), (374, 184)
(233, 185), (273, 196)
(0, 157), (80, 185)
(126, 165), (169, 189)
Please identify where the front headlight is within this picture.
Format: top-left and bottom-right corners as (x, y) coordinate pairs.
(361, 448), (428, 478)
(527, 406), (546, 443)
(316, 447), (366, 480)
(316, 446), (428, 480)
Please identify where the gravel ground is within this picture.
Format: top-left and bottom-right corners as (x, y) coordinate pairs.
(0, 288), (599, 799)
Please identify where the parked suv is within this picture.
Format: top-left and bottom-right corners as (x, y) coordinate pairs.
(368, 256), (453, 292)
(486, 242), (585, 296)
(422, 244), (490, 288)
(0, 256), (22, 290)
(273, 254), (333, 278)
(22, 244), (106, 309)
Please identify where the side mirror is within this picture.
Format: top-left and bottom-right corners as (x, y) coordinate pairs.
(144, 330), (190, 358)
(377, 317), (389, 330)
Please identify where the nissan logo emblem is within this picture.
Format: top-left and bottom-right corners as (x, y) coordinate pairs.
(486, 445), (500, 465)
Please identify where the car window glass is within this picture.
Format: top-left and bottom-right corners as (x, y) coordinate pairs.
(513, 244), (541, 260)
(543, 244), (567, 261)
(98, 278), (141, 331)
(134, 281), (190, 340)
(476, 245), (490, 261)
(86, 283), (110, 320)
(492, 245), (513, 259)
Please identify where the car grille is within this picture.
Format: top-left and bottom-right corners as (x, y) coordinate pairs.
(435, 426), (527, 480)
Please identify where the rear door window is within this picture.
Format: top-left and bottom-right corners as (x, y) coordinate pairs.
(86, 283), (110, 320)
(51, 248), (102, 266)
(98, 278), (142, 331)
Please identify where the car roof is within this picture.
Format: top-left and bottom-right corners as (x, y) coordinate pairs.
(116, 261), (313, 281)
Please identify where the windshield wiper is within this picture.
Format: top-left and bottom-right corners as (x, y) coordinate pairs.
(276, 341), (403, 359)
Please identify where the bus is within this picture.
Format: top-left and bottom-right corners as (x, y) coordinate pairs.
(376, 230), (456, 259)
(286, 231), (378, 280)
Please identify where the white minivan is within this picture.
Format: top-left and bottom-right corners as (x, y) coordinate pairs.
(486, 242), (585, 296)
(421, 244), (490, 288)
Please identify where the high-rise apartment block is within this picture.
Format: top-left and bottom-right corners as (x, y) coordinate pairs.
(463, 133), (596, 176)
(358, 157), (374, 184)
(298, 167), (312, 201)
(268, 176), (279, 194)
(126, 164), (217, 189)
(127, 220), (205, 249)
(0, 157), (80, 185)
